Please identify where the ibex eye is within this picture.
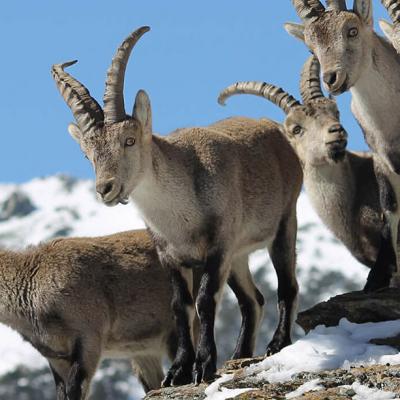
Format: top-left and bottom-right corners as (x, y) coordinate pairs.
(348, 27), (358, 38)
(293, 126), (302, 135)
(125, 137), (136, 147)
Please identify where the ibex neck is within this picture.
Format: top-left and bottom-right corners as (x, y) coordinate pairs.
(131, 135), (200, 241)
(303, 158), (354, 237)
(351, 34), (400, 156)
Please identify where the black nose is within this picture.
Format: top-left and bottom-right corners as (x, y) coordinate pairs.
(96, 179), (116, 197)
(328, 124), (344, 134)
(323, 71), (338, 87)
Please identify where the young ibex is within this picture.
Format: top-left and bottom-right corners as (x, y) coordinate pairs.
(285, 0), (400, 291)
(52, 26), (303, 385)
(0, 229), (176, 399)
(218, 56), (385, 287)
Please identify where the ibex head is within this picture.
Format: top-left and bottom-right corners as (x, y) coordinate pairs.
(218, 56), (348, 166)
(380, 0), (400, 53)
(285, 0), (373, 95)
(52, 27), (152, 206)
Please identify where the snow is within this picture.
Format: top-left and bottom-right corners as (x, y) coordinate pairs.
(0, 176), (145, 249)
(204, 319), (400, 398)
(204, 374), (254, 400)
(285, 379), (323, 399)
(241, 319), (400, 384)
(0, 325), (46, 376)
(347, 382), (396, 400)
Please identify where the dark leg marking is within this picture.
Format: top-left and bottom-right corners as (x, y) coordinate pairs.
(162, 268), (195, 387)
(50, 365), (67, 400)
(228, 274), (264, 359)
(364, 222), (395, 291)
(267, 216), (298, 356)
(65, 339), (86, 400)
(365, 173), (397, 292)
(194, 250), (224, 385)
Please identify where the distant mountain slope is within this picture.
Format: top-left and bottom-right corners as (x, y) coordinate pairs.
(0, 175), (368, 399)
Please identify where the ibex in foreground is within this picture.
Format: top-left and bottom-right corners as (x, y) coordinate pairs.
(285, 0), (400, 291)
(0, 230), (176, 400)
(52, 27), (303, 385)
(218, 56), (385, 287)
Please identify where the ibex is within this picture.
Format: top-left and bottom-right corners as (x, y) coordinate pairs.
(380, 1), (400, 52)
(218, 56), (385, 287)
(0, 229), (177, 400)
(52, 26), (303, 385)
(285, 0), (400, 291)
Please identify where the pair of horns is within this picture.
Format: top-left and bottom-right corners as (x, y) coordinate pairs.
(382, 0), (400, 24)
(51, 26), (150, 134)
(218, 56), (324, 114)
(292, 0), (347, 20)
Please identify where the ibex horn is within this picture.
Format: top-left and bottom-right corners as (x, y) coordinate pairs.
(382, 0), (400, 24)
(218, 81), (300, 114)
(326, 0), (347, 10)
(292, 0), (325, 20)
(300, 55), (325, 104)
(103, 26), (150, 125)
(52, 60), (104, 134)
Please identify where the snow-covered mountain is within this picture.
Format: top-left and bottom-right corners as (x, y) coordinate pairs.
(0, 175), (369, 399)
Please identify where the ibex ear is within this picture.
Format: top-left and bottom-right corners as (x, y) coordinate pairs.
(284, 22), (305, 42)
(68, 123), (83, 144)
(133, 90), (152, 138)
(353, 0), (373, 26)
(379, 19), (395, 44)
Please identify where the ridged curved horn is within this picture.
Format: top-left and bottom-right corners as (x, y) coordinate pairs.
(300, 56), (325, 104)
(103, 26), (150, 125)
(382, 0), (400, 24)
(292, 0), (325, 20)
(326, 0), (347, 10)
(52, 60), (104, 134)
(218, 82), (300, 114)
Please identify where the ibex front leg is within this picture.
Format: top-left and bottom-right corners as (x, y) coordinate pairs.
(162, 266), (195, 387)
(364, 171), (397, 291)
(194, 250), (229, 384)
(266, 210), (298, 355)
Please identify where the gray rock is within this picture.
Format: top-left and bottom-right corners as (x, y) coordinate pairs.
(296, 288), (400, 333)
(0, 191), (36, 221)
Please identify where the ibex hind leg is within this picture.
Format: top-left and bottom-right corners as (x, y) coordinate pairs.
(228, 256), (264, 360)
(132, 355), (165, 392)
(49, 360), (70, 400)
(65, 338), (101, 400)
(266, 210), (298, 356)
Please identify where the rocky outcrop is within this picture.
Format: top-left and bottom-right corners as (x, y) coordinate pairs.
(146, 289), (400, 399)
(145, 363), (400, 400)
(296, 288), (400, 333)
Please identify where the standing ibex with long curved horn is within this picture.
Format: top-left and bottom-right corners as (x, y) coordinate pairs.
(219, 56), (386, 287)
(285, 0), (400, 291)
(52, 26), (303, 386)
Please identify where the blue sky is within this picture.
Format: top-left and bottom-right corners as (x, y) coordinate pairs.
(0, 0), (389, 182)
